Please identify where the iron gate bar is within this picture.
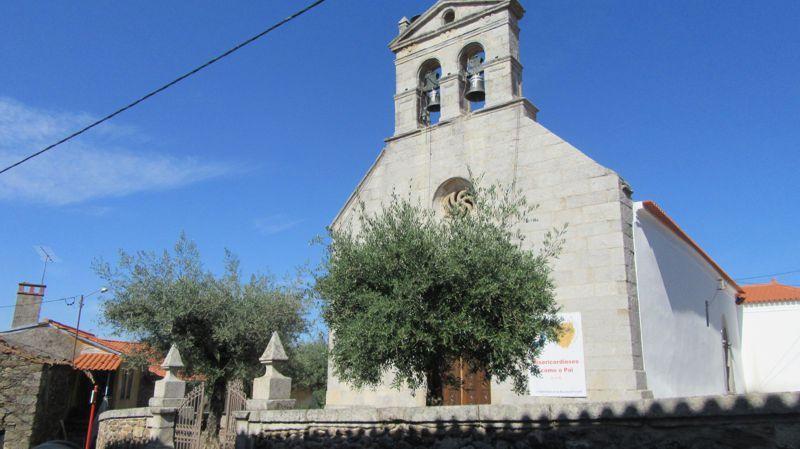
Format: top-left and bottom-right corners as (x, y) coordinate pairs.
(175, 382), (205, 449)
(220, 380), (247, 449)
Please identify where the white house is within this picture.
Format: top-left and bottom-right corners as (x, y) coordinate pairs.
(740, 280), (800, 393)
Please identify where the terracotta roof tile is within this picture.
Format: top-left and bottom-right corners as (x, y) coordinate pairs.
(74, 352), (121, 371)
(46, 320), (164, 376)
(742, 279), (800, 304)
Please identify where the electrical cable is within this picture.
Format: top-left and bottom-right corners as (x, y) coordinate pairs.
(0, 295), (79, 308)
(0, 0), (327, 175)
(735, 269), (800, 281)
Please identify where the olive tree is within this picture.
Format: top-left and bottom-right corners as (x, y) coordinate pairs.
(94, 233), (308, 430)
(315, 179), (565, 404)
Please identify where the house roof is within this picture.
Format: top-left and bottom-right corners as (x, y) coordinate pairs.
(640, 201), (743, 295)
(73, 352), (121, 371)
(46, 320), (139, 354)
(44, 320), (163, 376)
(0, 337), (70, 366)
(741, 279), (800, 304)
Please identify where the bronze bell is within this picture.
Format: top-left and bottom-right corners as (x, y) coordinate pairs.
(464, 72), (486, 103)
(425, 88), (441, 113)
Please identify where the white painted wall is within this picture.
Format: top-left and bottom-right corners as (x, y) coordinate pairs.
(742, 301), (800, 393)
(633, 203), (744, 398)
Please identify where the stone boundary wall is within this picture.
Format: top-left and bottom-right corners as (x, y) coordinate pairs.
(235, 392), (800, 449)
(96, 407), (152, 449)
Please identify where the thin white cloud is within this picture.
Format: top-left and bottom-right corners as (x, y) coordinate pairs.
(253, 214), (304, 235)
(0, 97), (234, 205)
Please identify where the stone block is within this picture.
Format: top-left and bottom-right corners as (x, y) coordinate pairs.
(252, 371), (292, 400)
(246, 398), (296, 411)
(152, 378), (185, 399)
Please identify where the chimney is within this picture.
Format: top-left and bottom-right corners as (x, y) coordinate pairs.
(12, 282), (46, 328)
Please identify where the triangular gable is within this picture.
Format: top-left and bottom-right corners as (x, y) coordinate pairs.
(389, 0), (523, 52)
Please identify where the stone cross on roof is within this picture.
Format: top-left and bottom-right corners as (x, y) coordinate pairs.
(259, 332), (288, 364)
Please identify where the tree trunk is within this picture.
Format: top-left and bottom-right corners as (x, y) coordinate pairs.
(207, 377), (227, 436)
(425, 363), (446, 406)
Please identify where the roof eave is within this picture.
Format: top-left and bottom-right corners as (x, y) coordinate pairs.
(639, 200), (744, 295)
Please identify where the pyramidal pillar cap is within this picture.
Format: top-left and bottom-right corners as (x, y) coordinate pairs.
(161, 344), (184, 371)
(260, 332), (288, 364)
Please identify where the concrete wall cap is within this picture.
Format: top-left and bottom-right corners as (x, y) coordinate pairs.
(97, 407), (152, 422)
(238, 392), (800, 427)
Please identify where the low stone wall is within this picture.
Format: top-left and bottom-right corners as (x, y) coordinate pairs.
(235, 392), (800, 449)
(96, 407), (152, 449)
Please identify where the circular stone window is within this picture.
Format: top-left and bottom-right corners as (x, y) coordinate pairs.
(443, 9), (456, 25)
(433, 177), (474, 216)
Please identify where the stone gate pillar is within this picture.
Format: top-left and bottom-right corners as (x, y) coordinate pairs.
(147, 344), (186, 448)
(246, 332), (296, 410)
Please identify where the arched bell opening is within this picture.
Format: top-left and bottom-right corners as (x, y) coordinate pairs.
(459, 43), (486, 112)
(418, 59), (442, 127)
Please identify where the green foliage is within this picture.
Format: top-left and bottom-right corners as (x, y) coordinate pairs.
(93, 233), (308, 422)
(285, 335), (328, 408)
(315, 179), (565, 401)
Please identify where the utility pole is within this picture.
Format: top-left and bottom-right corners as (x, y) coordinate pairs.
(71, 294), (85, 362)
(70, 287), (108, 362)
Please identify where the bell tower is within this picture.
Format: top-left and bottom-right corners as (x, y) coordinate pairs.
(389, 0), (527, 135)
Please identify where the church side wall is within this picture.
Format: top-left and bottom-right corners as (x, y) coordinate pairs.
(633, 203), (744, 398)
(742, 301), (800, 393)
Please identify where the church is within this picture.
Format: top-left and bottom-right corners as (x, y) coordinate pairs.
(325, 0), (744, 407)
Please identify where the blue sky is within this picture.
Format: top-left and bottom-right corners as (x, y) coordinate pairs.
(1, 0), (798, 337)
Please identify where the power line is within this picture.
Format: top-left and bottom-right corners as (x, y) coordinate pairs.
(0, 0), (328, 175)
(0, 295), (79, 309)
(735, 269), (800, 282)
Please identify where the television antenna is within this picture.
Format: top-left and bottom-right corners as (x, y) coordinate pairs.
(34, 245), (60, 285)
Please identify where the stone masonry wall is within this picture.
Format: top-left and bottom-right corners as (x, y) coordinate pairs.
(31, 364), (75, 445)
(0, 349), (45, 449)
(95, 408), (151, 449)
(236, 392), (800, 449)
(328, 98), (650, 406)
(0, 342), (73, 449)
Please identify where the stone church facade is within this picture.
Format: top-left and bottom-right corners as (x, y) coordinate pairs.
(326, 0), (743, 407)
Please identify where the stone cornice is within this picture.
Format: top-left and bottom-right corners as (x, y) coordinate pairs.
(389, 0), (524, 53)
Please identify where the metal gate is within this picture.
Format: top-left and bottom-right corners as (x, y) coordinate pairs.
(220, 380), (247, 449)
(175, 383), (205, 449)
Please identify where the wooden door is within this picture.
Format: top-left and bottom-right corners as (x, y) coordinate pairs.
(441, 358), (491, 405)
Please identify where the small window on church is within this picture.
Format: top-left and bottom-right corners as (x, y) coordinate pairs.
(434, 177), (474, 216)
(418, 59), (442, 127)
(460, 43), (486, 112)
(443, 9), (455, 25)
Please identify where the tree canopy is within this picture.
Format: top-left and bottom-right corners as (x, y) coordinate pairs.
(315, 180), (565, 403)
(285, 334), (328, 408)
(94, 233), (310, 424)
